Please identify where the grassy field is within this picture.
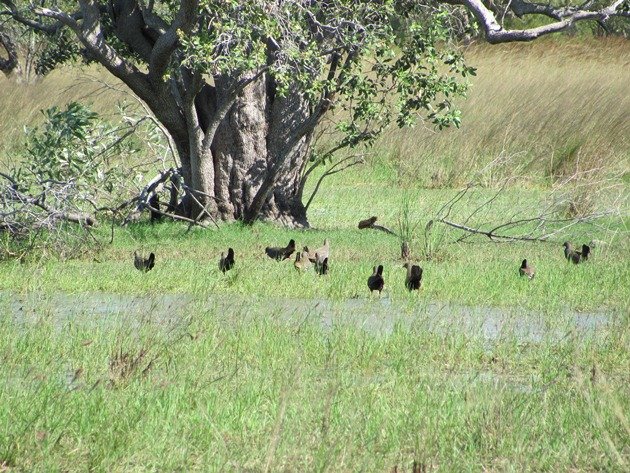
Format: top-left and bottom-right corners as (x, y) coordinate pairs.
(377, 38), (630, 188)
(1, 182), (628, 311)
(1, 40), (629, 471)
(1, 300), (628, 471)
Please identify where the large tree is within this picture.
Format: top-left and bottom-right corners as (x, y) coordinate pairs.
(1, 1), (628, 227)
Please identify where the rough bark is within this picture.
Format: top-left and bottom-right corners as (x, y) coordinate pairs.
(0, 29), (18, 77)
(209, 75), (310, 227)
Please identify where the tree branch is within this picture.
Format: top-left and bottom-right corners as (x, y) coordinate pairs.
(0, 0), (77, 34)
(123, 167), (180, 223)
(442, 0), (628, 43)
(0, 28), (18, 76)
(148, 0), (199, 85)
(1, 172), (96, 227)
(304, 155), (365, 211)
(439, 211), (614, 242)
(31, 1), (151, 97)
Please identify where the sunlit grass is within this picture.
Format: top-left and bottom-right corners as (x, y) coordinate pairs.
(373, 38), (630, 188)
(0, 302), (628, 471)
(1, 183), (628, 312)
(1, 39), (629, 471)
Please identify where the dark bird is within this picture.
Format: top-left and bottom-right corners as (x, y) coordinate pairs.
(563, 241), (581, 264)
(148, 194), (162, 222)
(403, 262), (423, 290)
(134, 251), (155, 272)
(315, 253), (329, 275)
(294, 250), (312, 272)
(265, 239), (296, 261)
(519, 259), (535, 279)
(219, 248), (235, 273)
(308, 238), (330, 263)
(401, 241), (410, 260)
(358, 216), (377, 229)
(580, 244), (591, 262)
(367, 265), (384, 294)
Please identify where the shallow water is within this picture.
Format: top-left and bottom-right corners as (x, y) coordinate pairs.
(0, 290), (617, 345)
(1, 291), (191, 333)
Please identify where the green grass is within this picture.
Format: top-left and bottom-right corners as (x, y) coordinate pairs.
(1, 39), (630, 471)
(2, 167), (628, 311)
(2, 169), (628, 471)
(1, 214), (628, 312)
(1, 300), (628, 471)
(1, 171), (628, 470)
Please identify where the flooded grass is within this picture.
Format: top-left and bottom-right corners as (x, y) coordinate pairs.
(2, 203), (628, 312)
(1, 290), (618, 342)
(0, 294), (628, 471)
(1, 147), (628, 473)
(1, 156), (628, 473)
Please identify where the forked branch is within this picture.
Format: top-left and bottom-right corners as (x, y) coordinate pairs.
(442, 0), (628, 42)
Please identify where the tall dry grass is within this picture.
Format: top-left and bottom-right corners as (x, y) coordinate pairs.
(1, 40), (629, 188)
(376, 38), (630, 188)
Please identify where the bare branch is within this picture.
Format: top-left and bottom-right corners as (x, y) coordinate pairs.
(371, 224), (398, 236)
(442, 0), (628, 42)
(123, 167), (180, 223)
(77, 75), (180, 167)
(439, 211), (615, 242)
(304, 154), (365, 211)
(1, 172), (96, 227)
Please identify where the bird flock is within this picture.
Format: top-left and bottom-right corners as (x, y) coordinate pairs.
(133, 238), (593, 294)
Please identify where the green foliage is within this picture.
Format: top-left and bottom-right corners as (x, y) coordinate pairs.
(177, 0), (474, 151)
(35, 29), (82, 76)
(25, 102), (100, 182)
(19, 101), (137, 198)
(1, 102), (145, 260)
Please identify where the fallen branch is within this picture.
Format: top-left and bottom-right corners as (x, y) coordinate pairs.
(1, 172), (96, 227)
(123, 167), (180, 224)
(356, 216), (398, 236)
(180, 184), (221, 230)
(371, 224), (398, 237)
(144, 202), (211, 228)
(119, 169), (222, 228)
(439, 210), (617, 243)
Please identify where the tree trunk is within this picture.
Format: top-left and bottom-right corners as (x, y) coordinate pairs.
(174, 74), (311, 228)
(0, 29), (18, 78)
